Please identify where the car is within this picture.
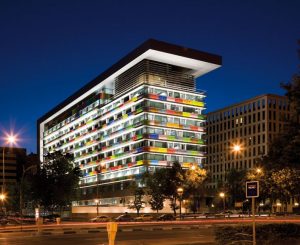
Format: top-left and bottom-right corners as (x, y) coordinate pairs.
(90, 215), (110, 222)
(134, 214), (154, 222)
(114, 214), (134, 222)
(0, 217), (8, 226)
(157, 214), (175, 221)
(43, 214), (61, 223)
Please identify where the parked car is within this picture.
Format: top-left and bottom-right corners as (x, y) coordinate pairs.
(157, 214), (175, 221)
(0, 217), (8, 226)
(44, 214), (61, 223)
(134, 214), (154, 222)
(114, 214), (134, 222)
(90, 215), (110, 222)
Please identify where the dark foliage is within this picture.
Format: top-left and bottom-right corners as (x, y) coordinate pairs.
(31, 151), (81, 212)
(215, 223), (300, 245)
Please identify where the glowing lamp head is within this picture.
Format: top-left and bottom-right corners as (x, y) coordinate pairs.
(219, 192), (225, 198)
(233, 144), (241, 152)
(7, 135), (16, 144)
(177, 187), (183, 195)
(94, 199), (99, 204)
(4, 133), (18, 146)
(256, 168), (262, 174)
(0, 193), (6, 201)
(190, 165), (196, 170)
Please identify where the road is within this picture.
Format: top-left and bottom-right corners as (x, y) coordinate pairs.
(0, 227), (215, 245)
(1, 217), (300, 245)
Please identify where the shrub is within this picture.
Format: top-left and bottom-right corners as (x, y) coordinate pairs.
(215, 223), (300, 245)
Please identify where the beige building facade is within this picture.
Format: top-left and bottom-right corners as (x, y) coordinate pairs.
(206, 94), (290, 189)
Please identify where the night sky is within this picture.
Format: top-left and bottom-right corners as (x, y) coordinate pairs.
(0, 0), (299, 153)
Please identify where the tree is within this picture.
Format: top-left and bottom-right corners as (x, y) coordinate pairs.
(225, 168), (247, 208)
(128, 183), (145, 216)
(31, 151), (81, 213)
(185, 166), (207, 190)
(184, 166), (207, 213)
(133, 187), (145, 216)
(264, 43), (300, 171)
(164, 162), (185, 215)
(143, 169), (165, 213)
(143, 162), (184, 215)
(149, 191), (164, 213)
(264, 168), (300, 211)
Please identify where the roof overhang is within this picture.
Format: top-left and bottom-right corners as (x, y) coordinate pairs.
(38, 39), (222, 125)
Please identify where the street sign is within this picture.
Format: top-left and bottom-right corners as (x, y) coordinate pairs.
(246, 181), (259, 198)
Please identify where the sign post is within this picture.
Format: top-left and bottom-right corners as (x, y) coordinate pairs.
(107, 222), (118, 245)
(246, 181), (259, 245)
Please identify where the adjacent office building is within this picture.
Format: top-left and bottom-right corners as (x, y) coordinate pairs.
(38, 39), (221, 213)
(0, 147), (26, 188)
(206, 94), (290, 189)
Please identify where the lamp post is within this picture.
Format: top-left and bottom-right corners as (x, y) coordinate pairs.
(219, 192), (225, 213)
(20, 165), (37, 220)
(177, 187), (183, 220)
(1, 134), (17, 213)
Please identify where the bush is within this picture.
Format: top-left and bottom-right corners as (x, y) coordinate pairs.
(215, 223), (300, 245)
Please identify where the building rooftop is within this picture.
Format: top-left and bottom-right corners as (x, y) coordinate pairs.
(38, 39), (222, 124)
(207, 93), (286, 114)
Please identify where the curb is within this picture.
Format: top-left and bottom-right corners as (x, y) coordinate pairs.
(0, 225), (212, 237)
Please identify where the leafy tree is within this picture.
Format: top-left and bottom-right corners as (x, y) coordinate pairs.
(185, 166), (207, 190)
(281, 53), (300, 124)
(264, 43), (300, 171)
(133, 187), (145, 216)
(256, 44), (300, 212)
(164, 162), (185, 215)
(128, 182), (145, 216)
(144, 162), (208, 214)
(225, 168), (247, 208)
(31, 151), (81, 213)
(143, 162), (184, 215)
(149, 191), (164, 213)
(143, 169), (166, 213)
(264, 168), (300, 211)
(184, 165), (207, 213)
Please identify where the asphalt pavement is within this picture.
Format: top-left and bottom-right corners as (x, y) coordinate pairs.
(0, 227), (215, 245)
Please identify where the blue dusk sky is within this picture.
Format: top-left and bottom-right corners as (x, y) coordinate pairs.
(0, 0), (299, 153)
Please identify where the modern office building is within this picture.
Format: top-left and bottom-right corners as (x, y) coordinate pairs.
(38, 39), (221, 213)
(206, 94), (290, 189)
(0, 147), (26, 188)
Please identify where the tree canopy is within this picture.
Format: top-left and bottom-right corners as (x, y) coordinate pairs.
(143, 162), (207, 214)
(31, 151), (81, 212)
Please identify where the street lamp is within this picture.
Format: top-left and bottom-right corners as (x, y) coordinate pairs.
(219, 192), (225, 213)
(0, 193), (6, 201)
(1, 133), (17, 209)
(232, 144), (242, 153)
(177, 187), (183, 220)
(20, 165), (37, 220)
